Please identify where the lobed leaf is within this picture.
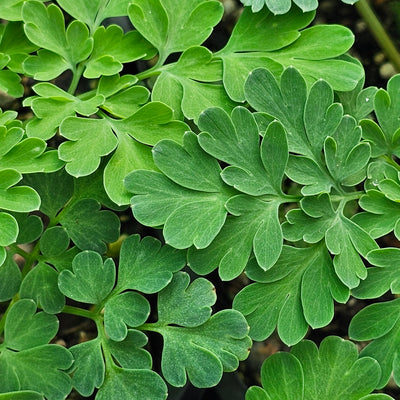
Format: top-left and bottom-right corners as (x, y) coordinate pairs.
(152, 46), (235, 122)
(156, 310), (251, 387)
(58, 251), (115, 304)
(22, 2), (92, 78)
(157, 272), (216, 327)
(59, 198), (120, 253)
(283, 193), (378, 288)
(0, 253), (21, 302)
(68, 338), (104, 397)
(349, 298), (400, 388)
(84, 25), (155, 79)
(57, 0), (132, 32)
(0, 0), (46, 21)
(106, 330), (152, 370)
(246, 336), (384, 399)
(116, 234), (186, 294)
(127, 132), (234, 249)
(233, 244), (348, 345)
(189, 194), (282, 280)
(20, 262), (65, 314)
(361, 74), (400, 158)
(128, 0), (223, 64)
(104, 292), (150, 341)
(0, 300), (73, 399)
(25, 83), (104, 140)
(351, 248), (400, 298)
(96, 367), (167, 400)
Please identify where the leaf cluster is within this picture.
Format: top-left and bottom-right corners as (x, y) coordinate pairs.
(0, 0), (398, 399)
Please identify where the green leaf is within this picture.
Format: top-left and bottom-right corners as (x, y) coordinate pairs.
(0, 392), (44, 400)
(224, 12), (361, 97)
(349, 298), (400, 388)
(103, 133), (155, 206)
(0, 21), (36, 94)
(128, 0), (223, 64)
(57, 0), (133, 32)
(96, 367), (167, 400)
(22, 2), (92, 76)
(19, 262), (65, 314)
(14, 213), (43, 244)
(189, 194), (283, 280)
(361, 74), (400, 158)
(59, 198), (120, 253)
(0, 212), (18, 246)
(58, 251), (115, 304)
(23, 50), (69, 81)
(283, 194), (378, 288)
(101, 85), (149, 119)
(336, 69), (377, 122)
(0, 170), (40, 212)
(22, 169), (73, 218)
(250, 336), (381, 400)
(352, 248), (400, 298)
(127, 133), (234, 249)
(157, 272), (216, 327)
(58, 103), (187, 203)
(0, 137), (63, 173)
(2, 299), (59, 351)
(106, 330), (152, 370)
(104, 292), (150, 341)
(218, 6), (314, 101)
(152, 46), (235, 122)
(68, 338), (104, 397)
(245, 67), (363, 194)
(25, 83), (104, 140)
(0, 253), (21, 302)
(0, 344), (73, 399)
(116, 234), (186, 293)
(324, 117), (370, 185)
(253, 352), (303, 400)
(233, 244), (348, 345)
(198, 107), (287, 195)
(245, 386), (270, 400)
(0, 1), (46, 20)
(84, 25), (155, 79)
(152, 306), (251, 387)
(355, 187), (400, 241)
(59, 117), (118, 177)
(39, 226), (70, 257)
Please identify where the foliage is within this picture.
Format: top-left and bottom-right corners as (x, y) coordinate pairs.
(239, 0), (358, 14)
(0, 0), (398, 399)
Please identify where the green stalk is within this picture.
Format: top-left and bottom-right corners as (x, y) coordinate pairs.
(62, 305), (98, 320)
(356, 0), (400, 72)
(68, 63), (85, 95)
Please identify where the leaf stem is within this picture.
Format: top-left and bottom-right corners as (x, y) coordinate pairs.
(356, 0), (400, 72)
(330, 191), (364, 203)
(382, 154), (400, 171)
(68, 63), (85, 95)
(62, 305), (98, 320)
(21, 241), (41, 278)
(137, 322), (166, 333)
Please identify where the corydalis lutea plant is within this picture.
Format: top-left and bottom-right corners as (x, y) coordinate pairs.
(0, 0), (397, 399)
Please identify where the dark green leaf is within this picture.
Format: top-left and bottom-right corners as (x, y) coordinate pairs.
(117, 234), (186, 293)
(60, 198), (120, 253)
(20, 262), (65, 314)
(58, 251), (115, 304)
